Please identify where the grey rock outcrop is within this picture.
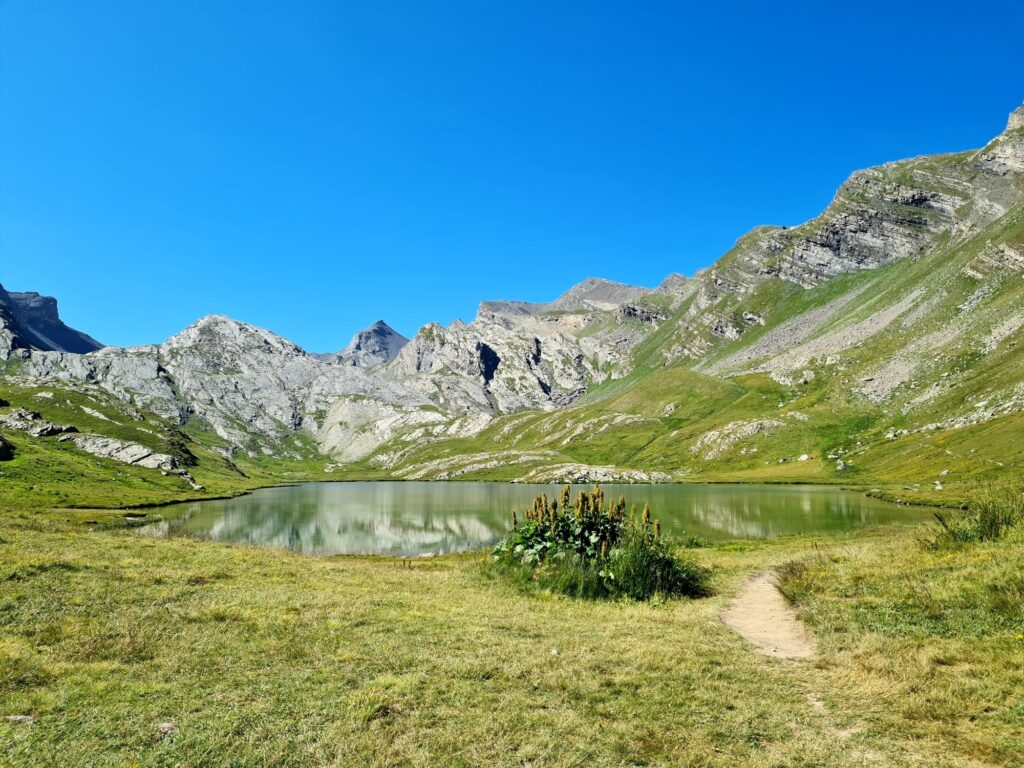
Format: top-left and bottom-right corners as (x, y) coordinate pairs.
(1006, 104), (1024, 132)
(720, 169), (963, 291)
(976, 106), (1024, 175)
(386, 314), (602, 415)
(0, 283), (103, 357)
(64, 434), (178, 470)
(514, 464), (673, 483)
(0, 408), (78, 438)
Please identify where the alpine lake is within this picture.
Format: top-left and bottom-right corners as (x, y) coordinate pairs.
(140, 481), (930, 557)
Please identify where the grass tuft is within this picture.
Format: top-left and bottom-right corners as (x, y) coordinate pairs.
(931, 480), (1024, 545)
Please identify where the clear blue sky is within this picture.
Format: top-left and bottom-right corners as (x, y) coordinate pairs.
(2, 1), (1022, 351)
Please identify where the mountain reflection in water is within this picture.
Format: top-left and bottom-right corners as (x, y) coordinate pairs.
(141, 481), (928, 556)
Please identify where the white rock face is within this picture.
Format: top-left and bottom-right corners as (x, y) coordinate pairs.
(1008, 104), (1024, 131)
(386, 318), (593, 415)
(319, 397), (446, 463)
(25, 345), (184, 422)
(978, 129), (1024, 175)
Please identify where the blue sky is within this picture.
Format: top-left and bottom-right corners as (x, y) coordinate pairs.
(2, 1), (1022, 351)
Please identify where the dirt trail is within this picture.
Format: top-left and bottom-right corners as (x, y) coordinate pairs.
(721, 571), (815, 659)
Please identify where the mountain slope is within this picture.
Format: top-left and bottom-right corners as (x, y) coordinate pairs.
(3, 102), (1024, 502)
(370, 103), (1024, 485)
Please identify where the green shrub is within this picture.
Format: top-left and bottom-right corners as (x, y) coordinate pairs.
(490, 485), (709, 601)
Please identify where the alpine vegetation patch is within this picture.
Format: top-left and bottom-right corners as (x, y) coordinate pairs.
(489, 484), (709, 600)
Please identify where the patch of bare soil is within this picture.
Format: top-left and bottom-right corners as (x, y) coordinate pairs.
(721, 571), (815, 659)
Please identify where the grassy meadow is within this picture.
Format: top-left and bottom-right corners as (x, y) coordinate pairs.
(1, 503), (1021, 767)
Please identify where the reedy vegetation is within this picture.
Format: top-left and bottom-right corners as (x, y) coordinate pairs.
(932, 480), (1024, 544)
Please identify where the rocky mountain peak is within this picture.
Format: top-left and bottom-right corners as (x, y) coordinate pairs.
(0, 282), (103, 357)
(549, 277), (651, 312)
(1007, 103), (1024, 132)
(165, 314), (307, 358)
(329, 320), (409, 367)
(976, 103), (1024, 175)
(658, 273), (689, 290)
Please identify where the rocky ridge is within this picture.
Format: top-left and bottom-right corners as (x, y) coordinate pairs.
(0, 283), (103, 357)
(3, 103), (1024, 484)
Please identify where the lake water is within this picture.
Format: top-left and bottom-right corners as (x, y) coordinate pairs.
(139, 481), (928, 556)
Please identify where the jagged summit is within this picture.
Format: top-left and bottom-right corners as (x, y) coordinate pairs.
(325, 320), (409, 367)
(174, 313), (267, 337)
(183, 313), (240, 330)
(0, 283), (103, 358)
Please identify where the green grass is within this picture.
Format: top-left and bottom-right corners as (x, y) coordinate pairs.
(1, 509), (1020, 766)
(776, 525), (1024, 764)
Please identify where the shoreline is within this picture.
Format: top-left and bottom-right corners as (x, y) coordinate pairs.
(37, 474), (959, 515)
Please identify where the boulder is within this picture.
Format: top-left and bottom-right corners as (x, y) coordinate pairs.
(0, 434), (14, 461)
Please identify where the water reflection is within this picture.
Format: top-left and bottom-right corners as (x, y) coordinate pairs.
(141, 482), (928, 557)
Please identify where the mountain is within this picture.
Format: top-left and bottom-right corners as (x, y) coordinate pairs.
(548, 277), (652, 312)
(320, 320), (409, 367)
(4, 102), (1024, 492)
(477, 277), (651, 318)
(0, 283), (103, 356)
(15, 313), (435, 460)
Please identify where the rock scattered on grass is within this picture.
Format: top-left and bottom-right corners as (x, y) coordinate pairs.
(0, 407), (77, 438)
(155, 721), (179, 739)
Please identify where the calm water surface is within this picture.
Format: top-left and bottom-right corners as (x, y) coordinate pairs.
(140, 482), (929, 556)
